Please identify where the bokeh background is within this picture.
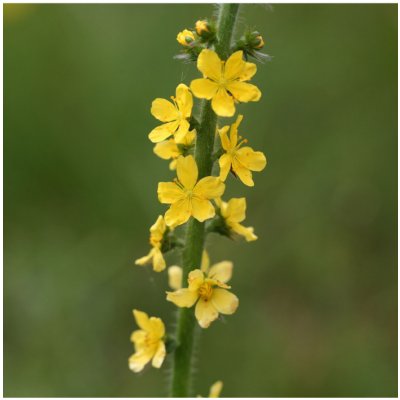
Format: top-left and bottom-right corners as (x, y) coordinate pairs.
(4, 3), (397, 397)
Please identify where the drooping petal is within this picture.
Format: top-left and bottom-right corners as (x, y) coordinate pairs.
(133, 309), (151, 331)
(148, 316), (165, 338)
(165, 197), (192, 227)
(175, 83), (193, 119)
(224, 50), (246, 81)
(208, 261), (233, 283)
(226, 81), (261, 103)
(153, 139), (180, 160)
(209, 381), (223, 398)
(158, 182), (185, 204)
(190, 78), (219, 100)
(188, 269), (204, 291)
(152, 248), (166, 272)
(150, 215), (166, 236)
(176, 155), (198, 190)
(230, 222), (258, 241)
(195, 298), (219, 328)
(135, 249), (154, 266)
(218, 125), (231, 151)
(174, 119), (190, 144)
(197, 49), (222, 81)
(193, 176), (225, 199)
(129, 349), (154, 373)
(225, 197), (247, 223)
(151, 341), (166, 368)
(151, 98), (179, 122)
(191, 198), (216, 222)
(211, 288), (239, 315)
(168, 266), (183, 290)
(235, 147), (267, 171)
(166, 288), (199, 307)
(231, 158), (254, 187)
(240, 62), (257, 81)
(200, 250), (210, 273)
(211, 88), (235, 117)
(149, 121), (179, 143)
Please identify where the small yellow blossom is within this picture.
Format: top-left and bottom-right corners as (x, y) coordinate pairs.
(195, 20), (209, 35)
(168, 265), (183, 290)
(216, 197), (257, 241)
(149, 83), (193, 143)
(128, 309), (166, 373)
(135, 215), (167, 272)
(218, 115), (266, 186)
(177, 29), (195, 46)
(190, 49), (261, 117)
(158, 155), (225, 227)
(153, 130), (196, 170)
(209, 381), (223, 397)
(166, 259), (238, 328)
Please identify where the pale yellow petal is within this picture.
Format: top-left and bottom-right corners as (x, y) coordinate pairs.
(193, 176), (225, 199)
(182, 129), (196, 146)
(135, 249), (154, 266)
(168, 266), (183, 290)
(158, 182), (185, 204)
(226, 81), (261, 103)
(190, 78), (218, 100)
(176, 155), (198, 189)
(174, 119), (190, 144)
(152, 248), (166, 272)
(150, 215), (166, 235)
(209, 381), (223, 398)
(191, 198), (216, 222)
(133, 309), (151, 331)
(235, 147), (267, 171)
(232, 158), (254, 187)
(165, 197), (192, 227)
(218, 153), (232, 182)
(169, 159), (177, 170)
(218, 125), (231, 151)
(195, 298), (219, 328)
(211, 288), (239, 315)
(175, 83), (193, 119)
(129, 350), (153, 373)
(151, 98), (178, 122)
(130, 329), (146, 344)
(211, 88), (235, 117)
(166, 288), (199, 307)
(225, 197), (247, 223)
(148, 316), (165, 338)
(240, 62), (257, 81)
(229, 114), (243, 148)
(149, 121), (179, 143)
(197, 49), (222, 81)
(153, 140), (180, 160)
(224, 50), (246, 81)
(200, 250), (210, 273)
(208, 261), (233, 283)
(151, 341), (166, 368)
(230, 222), (258, 241)
(188, 269), (205, 291)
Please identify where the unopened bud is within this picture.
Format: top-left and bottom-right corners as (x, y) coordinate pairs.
(254, 35), (265, 49)
(176, 29), (195, 46)
(195, 20), (210, 35)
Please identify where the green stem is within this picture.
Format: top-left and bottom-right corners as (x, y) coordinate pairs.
(169, 4), (240, 397)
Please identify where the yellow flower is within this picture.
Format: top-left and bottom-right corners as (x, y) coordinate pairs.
(218, 114), (266, 186)
(195, 20), (209, 35)
(135, 215), (167, 272)
(128, 309), (166, 373)
(166, 259), (238, 328)
(149, 84), (193, 143)
(168, 265), (183, 290)
(153, 130), (196, 170)
(190, 49), (261, 117)
(216, 197), (257, 241)
(177, 29), (195, 46)
(158, 155), (225, 227)
(209, 381), (223, 397)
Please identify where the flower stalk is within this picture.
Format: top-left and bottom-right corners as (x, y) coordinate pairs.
(169, 4), (240, 397)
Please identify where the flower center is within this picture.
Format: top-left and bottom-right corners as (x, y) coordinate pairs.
(198, 282), (213, 301)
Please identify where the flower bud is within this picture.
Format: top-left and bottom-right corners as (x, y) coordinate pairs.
(254, 35), (265, 49)
(176, 29), (195, 46)
(195, 20), (210, 35)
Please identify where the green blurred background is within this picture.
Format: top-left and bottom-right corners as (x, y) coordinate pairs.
(4, 3), (397, 397)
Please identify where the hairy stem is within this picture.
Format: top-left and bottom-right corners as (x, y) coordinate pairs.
(169, 4), (240, 397)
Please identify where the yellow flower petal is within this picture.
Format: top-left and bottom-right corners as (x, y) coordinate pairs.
(151, 341), (166, 368)
(168, 265), (183, 290)
(193, 176), (225, 199)
(232, 158), (254, 186)
(153, 139), (180, 160)
(197, 49), (222, 81)
(176, 155), (198, 190)
(241, 62), (257, 81)
(235, 147), (267, 171)
(225, 198), (246, 223)
(129, 350), (154, 373)
(218, 153), (231, 182)
(209, 381), (223, 398)
(195, 298), (219, 328)
(230, 222), (257, 241)
(148, 121), (179, 143)
(133, 309), (151, 331)
(130, 329), (146, 344)
(224, 50), (246, 81)
(229, 114), (243, 148)
(218, 125), (231, 151)
(175, 83), (193, 119)
(165, 197), (192, 227)
(191, 198), (216, 222)
(148, 316), (165, 338)
(174, 119), (190, 143)
(190, 78), (218, 100)
(152, 247), (166, 272)
(188, 269), (204, 291)
(226, 81), (261, 102)
(211, 88), (235, 117)
(135, 249), (154, 266)
(158, 182), (185, 204)
(151, 98), (178, 122)
(200, 250), (210, 273)
(208, 261), (233, 283)
(211, 288), (239, 315)
(166, 288), (199, 307)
